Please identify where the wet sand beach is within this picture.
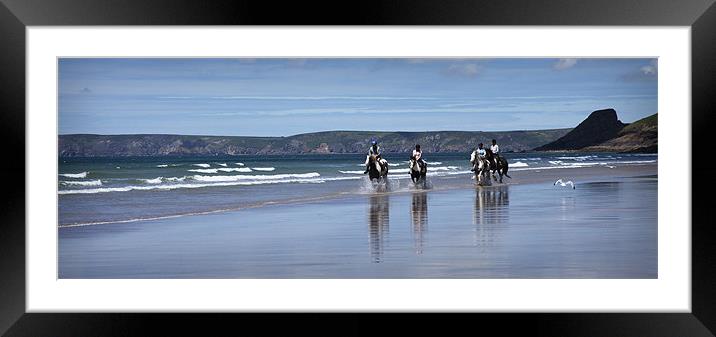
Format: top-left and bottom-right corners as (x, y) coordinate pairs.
(59, 163), (657, 278)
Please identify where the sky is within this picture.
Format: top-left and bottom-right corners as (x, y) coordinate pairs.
(58, 58), (657, 136)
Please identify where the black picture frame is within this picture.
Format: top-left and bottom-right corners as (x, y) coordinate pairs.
(1, 0), (714, 335)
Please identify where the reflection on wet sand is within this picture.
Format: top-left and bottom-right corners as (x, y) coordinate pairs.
(473, 185), (510, 248)
(368, 194), (390, 263)
(410, 192), (428, 254)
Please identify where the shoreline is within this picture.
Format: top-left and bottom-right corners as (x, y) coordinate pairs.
(59, 163), (657, 228)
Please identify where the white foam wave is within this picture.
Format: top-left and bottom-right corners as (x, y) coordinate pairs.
(61, 179), (102, 186)
(425, 161), (442, 165)
(191, 172), (320, 182)
(192, 163), (211, 168)
(156, 164), (169, 168)
(59, 172), (88, 178)
(511, 161), (529, 168)
(165, 177), (186, 182)
(252, 167), (276, 172)
(189, 167), (254, 173)
(58, 177), (327, 195)
(555, 156), (595, 161)
(188, 168), (219, 174)
(235, 162), (245, 166)
(142, 177), (163, 184)
(339, 170), (366, 174)
(217, 163), (228, 167)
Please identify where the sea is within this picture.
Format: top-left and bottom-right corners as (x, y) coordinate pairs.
(58, 152), (657, 227)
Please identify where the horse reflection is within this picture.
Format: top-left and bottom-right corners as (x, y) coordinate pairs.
(368, 194), (390, 263)
(473, 185), (509, 225)
(473, 185), (510, 248)
(410, 192), (428, 254)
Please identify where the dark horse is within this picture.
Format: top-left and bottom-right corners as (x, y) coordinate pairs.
(409, 157), (427, 185)
(484, 149), (510, 183)
(367, 154), (389, 183)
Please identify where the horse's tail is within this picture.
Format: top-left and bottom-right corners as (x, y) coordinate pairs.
(502, 158), (511, 178)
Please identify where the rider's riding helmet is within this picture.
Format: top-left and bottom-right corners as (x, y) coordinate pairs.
(416, 144), (421, 150)
(478, 143), (483, 148)
(371, 139), (378, 146)
(491, 139), (496, 144)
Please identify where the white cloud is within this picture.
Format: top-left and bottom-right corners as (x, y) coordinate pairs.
(445, 63), (480, 77)
(640, 59), (658, 75)
(553, 58), (578, 70)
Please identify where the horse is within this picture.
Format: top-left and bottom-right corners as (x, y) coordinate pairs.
(484, 149), (511, 183)
(409, 157), (427, 186)
(471, 153), (492, 186)
(367, 154), (389, 183)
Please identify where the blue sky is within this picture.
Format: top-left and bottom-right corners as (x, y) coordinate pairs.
(58, 58), (657, 136)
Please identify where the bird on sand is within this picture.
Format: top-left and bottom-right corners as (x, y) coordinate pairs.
(554, 179), (575, 189)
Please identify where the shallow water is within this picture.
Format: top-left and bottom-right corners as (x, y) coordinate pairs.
(59, 174), (657, 278)
(58, 152), (657, 226)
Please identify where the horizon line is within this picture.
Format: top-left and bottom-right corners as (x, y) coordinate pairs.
(58, 127), (575, 138)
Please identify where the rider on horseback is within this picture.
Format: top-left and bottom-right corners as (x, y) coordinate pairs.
(410, 144), (426, 172)
(470, 143), (487, 172)
(364, 139), (383, 174)
(490, 139), (501, 164)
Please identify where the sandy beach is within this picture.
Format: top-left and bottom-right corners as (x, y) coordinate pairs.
(59, 163), (657, 278)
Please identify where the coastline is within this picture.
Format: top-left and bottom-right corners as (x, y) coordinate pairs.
(58, 163), (657, 228)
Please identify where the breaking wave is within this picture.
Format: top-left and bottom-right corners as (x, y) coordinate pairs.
(60, 179), (102, 186)
(59, 172), (88, 178)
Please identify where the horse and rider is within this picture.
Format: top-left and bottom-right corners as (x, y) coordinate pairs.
(363, 139), (389, 182)
(409, 144), (427, 184)
(471, 139), (510, 184)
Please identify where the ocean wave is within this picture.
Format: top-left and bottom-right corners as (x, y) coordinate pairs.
(511, 161), (529, 168)
(141, 177), (163, 184)
(156, 164), (169, 168)
(217, 163), (228, 167)
(192, 163), (211, 168)
(191, 172), (320, 182)
(235, 162), (245, 166)
(58, 177), (328, 195)
(424, 161), (442, 165)
(188, 167), (253, 174)
(222, 167), (252, 173)
(60, 179), (102, 186)
(555, 156), (596, 161)
(252, 167), (276, 172)
(59, 172), (88, 178)
(340, 170), (366, 174)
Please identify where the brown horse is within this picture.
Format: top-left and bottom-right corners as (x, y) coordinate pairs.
(484, 149), (510, 183)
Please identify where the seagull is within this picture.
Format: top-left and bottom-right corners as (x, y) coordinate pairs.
(554, 179), (575, 189)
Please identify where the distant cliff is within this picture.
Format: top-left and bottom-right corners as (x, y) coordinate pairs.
(58, 129), (570, 157)
(534, 109), (656, 153)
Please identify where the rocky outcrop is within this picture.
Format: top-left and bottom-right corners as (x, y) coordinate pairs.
(582, 113), (657, 153)
(534, 108), (626, 151)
